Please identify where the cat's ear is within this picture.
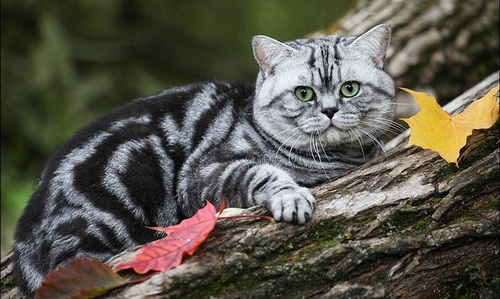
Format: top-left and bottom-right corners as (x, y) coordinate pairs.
(252, 35), (294, 75)
(349, 24), (391, 68)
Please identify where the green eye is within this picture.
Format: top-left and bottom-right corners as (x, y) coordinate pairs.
(340, 81), (360, 97)
(294, 86), (315, 102)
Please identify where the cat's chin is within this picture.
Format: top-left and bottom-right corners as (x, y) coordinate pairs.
(319, 126), (372, 147)
(294, 124), (354, 144)
(321, 130), (348, 146)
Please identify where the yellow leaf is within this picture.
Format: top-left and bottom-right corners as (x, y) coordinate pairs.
(400, 86), (499, 165)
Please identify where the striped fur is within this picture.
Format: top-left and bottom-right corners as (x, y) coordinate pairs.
(14, 24), (394, 297)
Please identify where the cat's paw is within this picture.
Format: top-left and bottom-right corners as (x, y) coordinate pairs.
(267, 187), (315, 224)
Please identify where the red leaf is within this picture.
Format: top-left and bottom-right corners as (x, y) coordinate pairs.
(116, 201), (221, 274)
(35, 258), (127, 299)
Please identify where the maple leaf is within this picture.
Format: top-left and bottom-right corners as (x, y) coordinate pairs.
(400, 85), (499, 165)
(35, 258), (127, 299)
(116, 201), (221, 274)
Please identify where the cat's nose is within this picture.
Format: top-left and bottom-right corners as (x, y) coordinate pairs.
(321, 108), (338, 119)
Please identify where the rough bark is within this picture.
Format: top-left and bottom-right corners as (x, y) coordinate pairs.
(311, 0), (499, 117)
(2, 72), (498, 298)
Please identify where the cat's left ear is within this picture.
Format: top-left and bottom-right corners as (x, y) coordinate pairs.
(252, 35), (294, 75)
(349, 24), (392, 68)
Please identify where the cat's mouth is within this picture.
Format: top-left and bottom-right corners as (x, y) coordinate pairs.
(299, 112), (364, 134)
(330, 119), (361, 131)
(296, 117), (330, 134)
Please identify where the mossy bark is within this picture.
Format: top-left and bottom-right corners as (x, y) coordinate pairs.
(2, 72), (498, 298)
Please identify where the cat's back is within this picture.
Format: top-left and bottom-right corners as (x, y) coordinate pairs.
(39, 81), (254, 173)
(21, 80), (255, 212)
(15, 81), (256, 239)
(13, 81), (255, 297)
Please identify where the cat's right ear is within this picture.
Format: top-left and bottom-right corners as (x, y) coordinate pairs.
(252, 35), (294, 75)
(349, 24), (392, 68)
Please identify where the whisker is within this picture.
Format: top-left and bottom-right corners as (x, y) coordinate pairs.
(360, 121), (400, 138)
(371, 118), (408, 131)
(364, 119), (408, 136)
(359, 128), (387, 158)
(390, 102), (418, 106)
(288, 134), (303, 163)
(350, 129), (365, 160)
(315, 132), (331, 179)
(274, 130), (299, 160)
(317, 133), (332, 163)
(309, 133), (317, 164)
(263, 127), (298, 144)
(346, 129), (355, 147)
(313, 134), (322, 161)
(387, 120), (408, 132)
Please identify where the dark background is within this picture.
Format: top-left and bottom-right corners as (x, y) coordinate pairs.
(1, 0), (355, 256)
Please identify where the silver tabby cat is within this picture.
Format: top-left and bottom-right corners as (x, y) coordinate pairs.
(14, 24), (394, 297)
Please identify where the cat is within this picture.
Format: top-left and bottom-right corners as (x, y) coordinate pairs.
(13, 24), (395, 297)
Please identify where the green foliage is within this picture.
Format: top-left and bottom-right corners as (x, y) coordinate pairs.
(0, 0), (356, 256)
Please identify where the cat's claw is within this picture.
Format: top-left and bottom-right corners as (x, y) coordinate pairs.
(268, 187), (315, 224)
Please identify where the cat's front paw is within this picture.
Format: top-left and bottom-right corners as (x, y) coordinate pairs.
(267, 187), (315, 224)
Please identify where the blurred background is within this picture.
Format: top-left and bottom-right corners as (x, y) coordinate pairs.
(1, 0), (355, 257)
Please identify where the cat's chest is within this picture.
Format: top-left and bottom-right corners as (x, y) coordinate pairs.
(219, 123), (359, 185)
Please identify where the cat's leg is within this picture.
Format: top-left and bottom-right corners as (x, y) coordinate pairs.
(247, 164), (315, 224)
(180, 160), (315, 224)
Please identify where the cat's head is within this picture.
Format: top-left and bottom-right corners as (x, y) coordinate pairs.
(251, 24), (395, 152)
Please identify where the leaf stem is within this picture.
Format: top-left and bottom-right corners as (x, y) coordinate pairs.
(217, 215), (276, 223)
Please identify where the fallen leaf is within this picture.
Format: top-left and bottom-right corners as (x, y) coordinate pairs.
(116, 201), (221, 274)
(400, 86), (499, 165)
(35, 258), (127, 299)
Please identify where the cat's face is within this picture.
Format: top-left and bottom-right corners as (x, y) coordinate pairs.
(252, 24), (395, 152)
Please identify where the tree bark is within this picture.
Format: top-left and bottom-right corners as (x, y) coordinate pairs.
(2, 72), (498, 298)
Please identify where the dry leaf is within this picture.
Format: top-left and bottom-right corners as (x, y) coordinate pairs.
(400, 86), (499, 165)
(35, 258), (127, 299)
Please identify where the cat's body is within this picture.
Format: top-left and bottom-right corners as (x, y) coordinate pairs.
(14, 24), (395, 297)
